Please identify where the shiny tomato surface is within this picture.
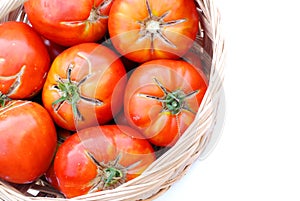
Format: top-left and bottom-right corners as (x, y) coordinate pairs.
(24, 0), (113, 46)
(0, 100), (57, 184)
(124, 59), (208, 147)
(0, 21), (50, 99)
(54, 125), (156, 198)
(42, 43), (127, 131)
(108, 0), (200, 62)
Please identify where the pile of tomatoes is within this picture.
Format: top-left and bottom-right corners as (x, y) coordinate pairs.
(0, 0), (208, 198)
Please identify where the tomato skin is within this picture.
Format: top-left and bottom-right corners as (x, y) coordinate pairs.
(42, 43), (127, 131)
(0, 21), (50, 99)
(54, 125), (156, 198)
(24, 0), (112, 46)
(44, 165), (60, 191)
(108, 0), (199, 62)
(124, 59), (208, 147)
(0, 100), (57, 184)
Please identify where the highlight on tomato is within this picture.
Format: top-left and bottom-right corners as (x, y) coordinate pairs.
(0, 98), (57, 184)
(123, 59), (208, 147)
(42, 43), (127, 131)
(0, 21), (50, 99)
(24, 0), (113, 47)
(54, 125), (156, 198)
(108, 0), (200, 62)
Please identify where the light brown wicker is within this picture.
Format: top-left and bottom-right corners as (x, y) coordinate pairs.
(0, 0), (226, 200)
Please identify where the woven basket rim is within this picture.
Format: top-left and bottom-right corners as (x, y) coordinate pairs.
(0, 0), (226, 200)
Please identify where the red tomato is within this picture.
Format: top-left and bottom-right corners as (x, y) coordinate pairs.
(42, 43), (127, 131)
(0, 100), (57, 184)
(108, 0), (200, 62)
(0, 21), (50, 99)
(24, 0), (113, 47)
(54, 125), (156, 198)
(44, 165), (60, 191)
(124, 59), (208, 147)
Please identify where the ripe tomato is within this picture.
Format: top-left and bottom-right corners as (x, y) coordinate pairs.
(24, 0), (113, 47)
(0, 21), (50, 99)
(42, 43), (127, 131)
(54, 125), (156, 198)
(0, 99), (57, 184)
(124, 59), (208, 147)
(108, 0), (200, 63)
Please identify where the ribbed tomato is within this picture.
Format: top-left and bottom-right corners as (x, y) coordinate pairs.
(124, 59), (208, 147)
(42, 43), (127, 131)
(108, 0), (200, 62)
(0, 21), (50, 99)
(0, 100), (57, 184)
(54, 125), (156, 198)
(24, 0), (113, 46)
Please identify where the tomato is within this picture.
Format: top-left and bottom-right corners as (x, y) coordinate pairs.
(0, 99), (57, 184)
(44, 165), (60, 191)
(0, 21), (50, 99)
(124, 59), (208, 147)
(108, 0), (200, 63)
(42, 43), (127, 131)
(24, 0), (113, 47)
(54, 125), (156, 198)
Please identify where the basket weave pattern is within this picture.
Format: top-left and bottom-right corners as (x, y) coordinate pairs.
(0, 0), (226, 200)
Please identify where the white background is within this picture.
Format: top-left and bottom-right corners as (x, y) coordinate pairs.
(156, 0), (300, 200)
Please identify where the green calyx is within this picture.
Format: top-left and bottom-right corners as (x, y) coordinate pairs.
(52, 63), (103, 121)
(85, 151), (127, 193)
(164, 90), (186, 115)
(0, 92), (11, 107)
(139, 77), (200, 115)
(52, 77), (82, 120)
(103, 167), (123, 188)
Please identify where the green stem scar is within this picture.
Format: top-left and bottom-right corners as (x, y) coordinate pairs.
(139, 78), (200, 115)
(0, 92), (11, 107)
(52, 54), (103, 122)
(85, 151), (141, 193)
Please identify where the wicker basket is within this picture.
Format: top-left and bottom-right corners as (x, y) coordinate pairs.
(0, 0), (226, 200)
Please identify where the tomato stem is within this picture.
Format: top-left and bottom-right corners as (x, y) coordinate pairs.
(103, 167), (123, 188)
(52, 63), (103, 122)
(139, 78), (200, 115)
(85, 151), (128, 193)
(137, 0), (186, 53)
(0, 92), (11, 107)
